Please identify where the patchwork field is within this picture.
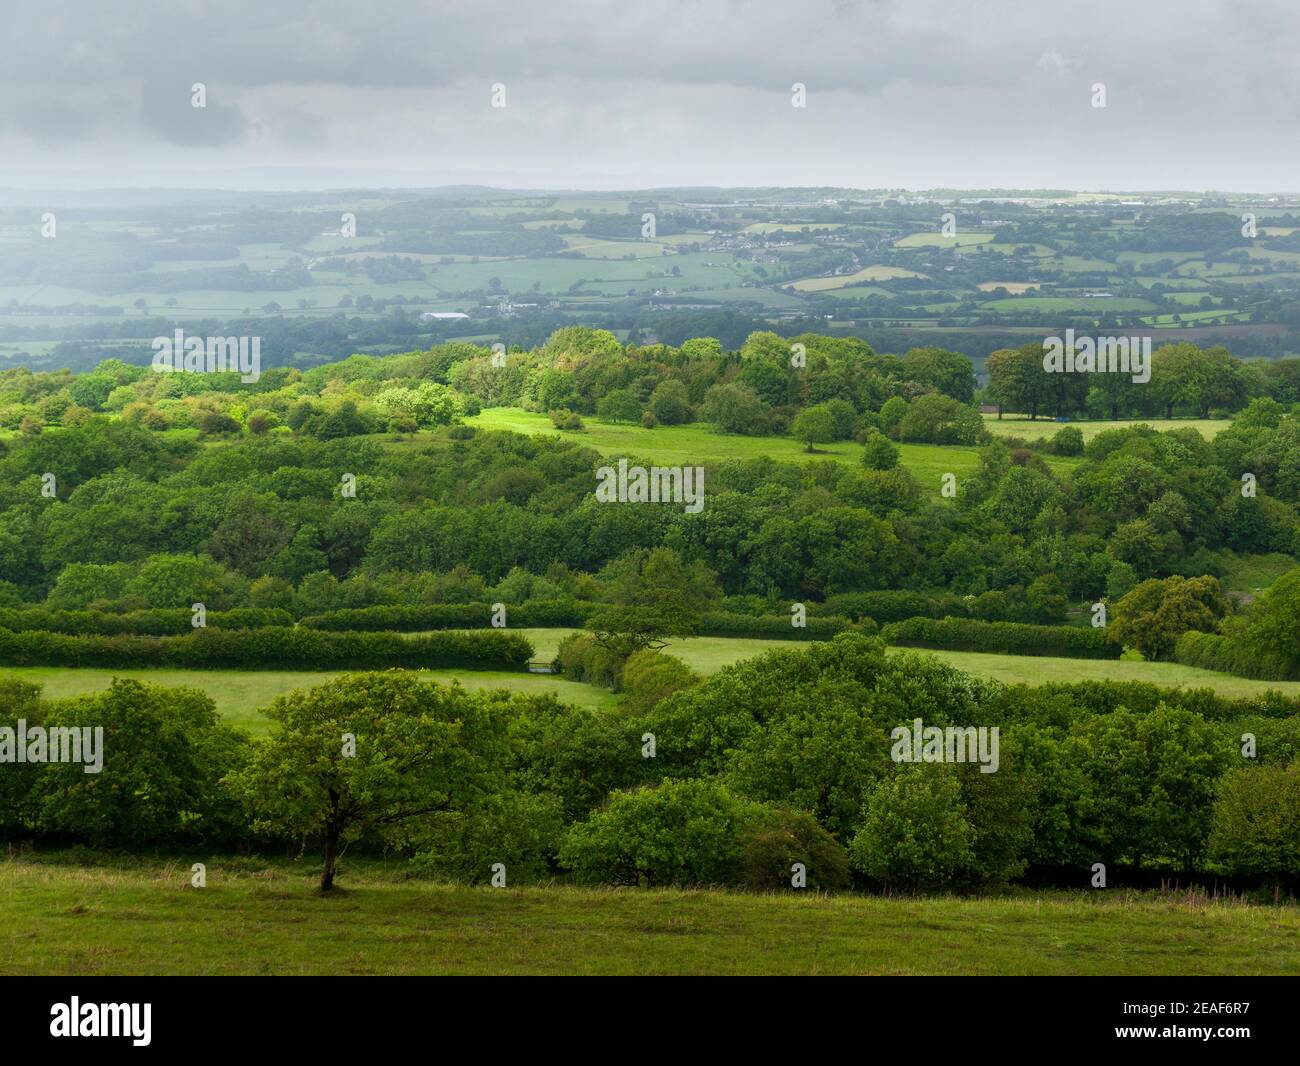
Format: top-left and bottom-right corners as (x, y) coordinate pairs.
(3, 858), (1295, 975)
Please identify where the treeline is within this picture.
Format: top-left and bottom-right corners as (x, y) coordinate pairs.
(7, 636), (1300, 893)
(984, 339), (1300, 419)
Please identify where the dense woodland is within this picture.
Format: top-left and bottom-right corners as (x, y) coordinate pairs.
(1, 326), (1298, 895)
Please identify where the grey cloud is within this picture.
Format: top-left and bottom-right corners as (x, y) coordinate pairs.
(1, 0), (1297, 190)
(139, 78), (250, 147)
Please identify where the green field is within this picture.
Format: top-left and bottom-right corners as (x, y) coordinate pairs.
(1, 665), (619, 734)
(982, 415), (1230, 440)
(0, 634), (798, 734)
(468, 408), (1083, 481)
(894, 647), (1300, 700)
(2, 857), (1294, 975)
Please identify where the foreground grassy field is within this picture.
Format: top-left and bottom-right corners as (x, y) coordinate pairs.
(3, 857), (1295, 975)
(466, 407), (1083, 481)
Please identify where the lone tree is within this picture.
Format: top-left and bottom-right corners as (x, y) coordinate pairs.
(1112, 575), (1227, 661)
(588, 547), (716, 658)
(229, 673), (508, 891)
(792, 405), (835, 452)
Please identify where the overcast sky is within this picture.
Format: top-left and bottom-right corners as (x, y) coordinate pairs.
(5, 0), (1298, 193)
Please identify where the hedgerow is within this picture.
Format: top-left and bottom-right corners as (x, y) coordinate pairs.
(0, 626), (532, 670)
(880, 616), (1121, 658)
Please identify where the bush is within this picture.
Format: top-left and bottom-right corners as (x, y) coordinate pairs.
(548, 408), (584, 431)
(0, 607), (293, 636)
(861, 428), (900, 470)
(198, 410), (242, 437)
(619, 649), (699, 713)
(1049, 424), (1085, 455)
(413, 790), (566, 884)
(740, 808), (851, 891)
(881, 616), (1121, 658)
(821, 590), (969, 623)
(24, 678), (251, 847)
(554, 631), (626, 687)
(1208, 765), (1300, 880)
(849, 766), (974, 891)
(558, 778), (767, 887)
(698, 611), (868, 639)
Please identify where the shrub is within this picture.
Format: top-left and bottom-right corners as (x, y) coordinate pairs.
(198, 410), (242, 436)
(413, 790), (566, 884)
(548, 408), (584, 431)
(698, 611), (866, 640)
(861, 428), (899, 470)
(1208, 765), (1300, 880)
(821, 590), (969, 623)
(26, 679), (251, 847)
(300, 600), (594, 632)
(849, 766), (975, 891)
(0, 607), (293, 636)
(1173, 629), (1294, 681)
(554, 631), (625, 687)
(1049, 424), (1085, 455)
(619, 649), (699, 713)
(558, 778), (767, 887)
(740, 808), (851, 891)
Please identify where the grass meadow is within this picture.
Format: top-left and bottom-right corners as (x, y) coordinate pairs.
(3, 856), (1296, 976)
(467, 407), (1084, 481)
(982, 414), (1231, 440)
